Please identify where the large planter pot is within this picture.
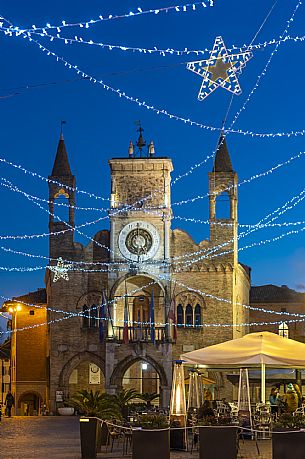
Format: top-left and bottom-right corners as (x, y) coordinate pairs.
(100, 421), (108, 446)
(132, 428), (170, 459)
(58, 407), (74, 416)
(272, 429), (305, 459)
(79, 417), (101, 459)
(199, 426), (238, 459)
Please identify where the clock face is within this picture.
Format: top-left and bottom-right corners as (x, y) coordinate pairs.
(118, 221), (160, 262)
(90, 364), (99, 374)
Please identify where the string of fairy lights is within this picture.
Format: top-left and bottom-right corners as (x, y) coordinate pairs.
(2, 272), (305, 338)
(1, 145), (305, 219)
(2, 173), (305, 284)
(2, 24), (305, 57)
(1, 1), (214, 34)
(1, 1), (305, 336)
(0, 5), (304, 140)
(2, 161), (305, 271)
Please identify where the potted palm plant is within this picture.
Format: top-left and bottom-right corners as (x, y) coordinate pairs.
(70, 389), (121, 459)
(137, 392), (160, 409)
(132, 414), (170, 459)
(110, 388), (139, 420)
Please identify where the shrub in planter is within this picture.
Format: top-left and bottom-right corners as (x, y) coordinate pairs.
(197, 416), (238, 459)
(273, 414), (305, 459)
(70, 390), (121, 458)
(132, 414), (170, 459)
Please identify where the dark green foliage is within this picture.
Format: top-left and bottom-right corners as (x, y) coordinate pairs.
(198, 415), (233, 426)
(69, 389), (121, 419)
(137, 414), (169, 429)
(137, 392), (160, 407)
(109, 388), (139, 418)
(274, 413), (305, 430)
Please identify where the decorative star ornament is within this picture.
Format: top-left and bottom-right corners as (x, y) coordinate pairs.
(187, 36), (252, 101)
(48, 257), (70, 282)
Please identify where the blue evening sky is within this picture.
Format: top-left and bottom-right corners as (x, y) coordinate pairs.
(1, 0), (305, 322)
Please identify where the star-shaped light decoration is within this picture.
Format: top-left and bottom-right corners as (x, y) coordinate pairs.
(187, 36), (252, 101)
(48, 257), (70, 282)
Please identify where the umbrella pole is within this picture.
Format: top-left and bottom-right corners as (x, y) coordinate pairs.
(261, 363), (266, 403)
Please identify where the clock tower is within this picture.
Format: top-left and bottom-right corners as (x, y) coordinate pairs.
(108, 128), (173, 272)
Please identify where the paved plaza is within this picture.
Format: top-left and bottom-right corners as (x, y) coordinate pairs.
(0, 416), (271, 459)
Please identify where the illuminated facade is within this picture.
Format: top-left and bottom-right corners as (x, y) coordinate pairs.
(2, 130), (251, 413)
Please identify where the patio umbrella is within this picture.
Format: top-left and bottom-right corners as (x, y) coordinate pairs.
(181, 331), (305, 403)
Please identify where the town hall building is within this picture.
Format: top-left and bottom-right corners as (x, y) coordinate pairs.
(2, 128), (251, 414)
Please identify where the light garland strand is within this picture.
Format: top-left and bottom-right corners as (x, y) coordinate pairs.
(172, 150), (305, 206)
(2, 145), (305, 219)
(2, 23), (305, 140)
(0, 157), (109, 201)
(2, 273), (305, 337)
(167, 278), (305, 319)
(3, 153), (305, 275)
(4, 26), (305, 58)
(4, 219), (305, 274)
(0, 176), (106, 212)
(3, 178), (116, 256)
(228, 0), (302, 129)
(172, 185), (305, 267)
(1, 1), (213, 34)
(2, 170), (305, 271)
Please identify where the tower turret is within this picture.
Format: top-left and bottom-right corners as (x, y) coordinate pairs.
(208, 134), (238, 264)
(48, 134), (76, 258)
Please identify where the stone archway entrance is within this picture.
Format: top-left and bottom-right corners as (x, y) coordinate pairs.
(59, 352), (105, 398)
(110, 355), (170, 407)
(67, 361), (105, 397)
(18, 392), (42, 416)
(122, 359), (160, 405)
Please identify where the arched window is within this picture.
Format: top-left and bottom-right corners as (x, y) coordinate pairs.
(215, 191), (230, 219)
(177, 304), (184, 327)
(54, 188), (70, 222)
(194, 304), (201, 326)
(82, 304), (99, 328)
(186, 304), (193, 326)
(83, 304), (89, 328)
(90, 304), (98, 328)
(279, 322), (289, 338)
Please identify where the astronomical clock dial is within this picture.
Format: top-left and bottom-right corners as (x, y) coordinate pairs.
(118, 221), (160, 262)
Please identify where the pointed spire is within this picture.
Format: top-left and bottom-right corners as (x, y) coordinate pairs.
(51, 135), (72, 176)
(213, 133), (233, 173)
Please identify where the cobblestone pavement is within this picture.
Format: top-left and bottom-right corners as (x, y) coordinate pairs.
(0, 416), (81, 459)
(99, 438), (271, 459)
(0, 416), (272, 459)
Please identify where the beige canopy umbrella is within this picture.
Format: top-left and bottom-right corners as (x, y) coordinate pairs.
(181, 331), (305, 402)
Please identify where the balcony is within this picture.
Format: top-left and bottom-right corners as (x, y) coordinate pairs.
(111, 325), (168, 343)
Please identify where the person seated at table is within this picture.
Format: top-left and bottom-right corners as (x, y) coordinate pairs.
(269, 387), (280, 414)
(293, 384), (302, 408)
(204, 388), (213, 401)
(283, 383), (298, 413)
(221, 398), (231, 413)
(198, 400), (215, 420)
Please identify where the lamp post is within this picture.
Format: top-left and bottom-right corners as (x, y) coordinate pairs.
(6, 302), (22, 415)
